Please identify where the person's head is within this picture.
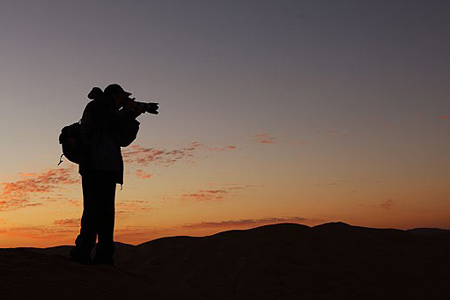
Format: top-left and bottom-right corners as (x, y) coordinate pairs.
(104, 84), (132, 108)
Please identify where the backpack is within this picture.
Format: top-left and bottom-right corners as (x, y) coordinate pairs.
(58, 121), (82, 165)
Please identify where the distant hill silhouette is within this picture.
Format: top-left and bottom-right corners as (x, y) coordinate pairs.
(1, 222), (449, 299)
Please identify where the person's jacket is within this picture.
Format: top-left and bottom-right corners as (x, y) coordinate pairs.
(79, 97), (139, 184)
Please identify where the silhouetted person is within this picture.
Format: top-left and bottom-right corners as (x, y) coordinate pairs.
(70, 84), (145, 265)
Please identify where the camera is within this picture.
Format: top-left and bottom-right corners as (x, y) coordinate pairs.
(127, 98), (159, 115)
(136, 101), (159, 114)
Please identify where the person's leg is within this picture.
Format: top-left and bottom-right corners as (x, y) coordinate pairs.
(71, 174), (97, 263)
(93, 172), (116, 264)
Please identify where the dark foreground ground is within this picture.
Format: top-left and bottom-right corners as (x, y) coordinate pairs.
(1, 222), (449, 300)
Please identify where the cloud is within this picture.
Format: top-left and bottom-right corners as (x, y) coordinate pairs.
(0, 225), (76, 242)
(359, 199), (396, 210)
(202, 145), (237, 152)
(39, 194), (73, 203)
(315, 181), (345, 188)
(135, 170), (152, 179)
(182, 189), (228, 202)
(254, 133), (276, 145)
(379, 199), (394, 210)
(53, 218), (80, 227)
(123, 142), (201, 167)
(68, 199), (82, 207)
(0, 168), (79, 211)
(24, 203), (44, 207)
(116, 200), (153, 217)
(181, 185), (255, 202)
(123, 142), (236, 168)
(181, 217), (313, 229)
(288, 140), (308, 146)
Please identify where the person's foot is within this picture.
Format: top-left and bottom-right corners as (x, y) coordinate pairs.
(69, 247), (92, 265)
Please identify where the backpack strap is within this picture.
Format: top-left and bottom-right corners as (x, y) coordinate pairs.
(57, 153), (64, 166)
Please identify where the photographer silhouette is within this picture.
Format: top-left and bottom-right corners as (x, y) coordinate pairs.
(69, 84), (157, 265)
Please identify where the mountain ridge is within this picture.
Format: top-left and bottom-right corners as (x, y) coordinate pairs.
(1, 222), (449, 299)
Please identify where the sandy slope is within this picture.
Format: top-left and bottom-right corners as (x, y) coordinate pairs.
(1, 222), (449, 300)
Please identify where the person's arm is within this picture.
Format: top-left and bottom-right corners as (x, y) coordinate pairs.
(88, 99), (143, 147)
(110, 104), (143, 147)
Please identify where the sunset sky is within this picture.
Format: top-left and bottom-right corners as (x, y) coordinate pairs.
(0, 0), (449, 247)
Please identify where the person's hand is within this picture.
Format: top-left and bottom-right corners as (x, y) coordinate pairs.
(123, 97), (136, 109)
(134, 104), (146, 116)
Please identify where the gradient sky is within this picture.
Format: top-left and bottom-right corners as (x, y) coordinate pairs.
(0, 0), (449, 247)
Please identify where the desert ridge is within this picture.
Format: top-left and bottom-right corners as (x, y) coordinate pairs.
(1, 222), (449, 300)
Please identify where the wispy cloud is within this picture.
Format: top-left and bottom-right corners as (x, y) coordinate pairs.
(288, 140), (308, 146)
(181, 217), (314, 229)
(53, 218), (80, 228)
(379, 199), (395, 210)
(359, 199), (396, 210)
(68, 199), (81, 207)
(135, 170), (152, 179)
(182, 189), (228, 202)
(0, 168), (79, 211)
(202, 145), (237, 152)
(116, 200), (153, 218)
(123, 143), (201, 167)
(181, 185), (255, 202)
(315, 180), (345, 188)
(254, 133), (276, 145)
(0, 225), (76, 242)
(123, 142), (236, 168)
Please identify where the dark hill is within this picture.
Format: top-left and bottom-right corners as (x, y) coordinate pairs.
(1, 222), (449, 299)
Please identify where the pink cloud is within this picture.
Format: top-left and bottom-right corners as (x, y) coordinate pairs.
(182, 189), (228, 202)
(254, 133), (276, 145)
(53, 218), (80, 227)
(0, 225), (76, 242)
(181, 185), (256, 202)
(116, 200), (152, 217)
(39, 194), (71, 202)
(135, 170), (152, 179)
(0, 168), (79, 211)
(379, 199), (394, 210)
(203, 145), (237, 152)
(123, 142), (201, 167)
(68, 199), (81, 207)
(123, 142), (236, 167)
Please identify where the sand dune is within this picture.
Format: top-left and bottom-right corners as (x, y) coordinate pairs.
(1, 222), (449, 299)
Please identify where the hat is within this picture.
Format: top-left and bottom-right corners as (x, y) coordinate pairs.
(104, 84), (132, 96)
